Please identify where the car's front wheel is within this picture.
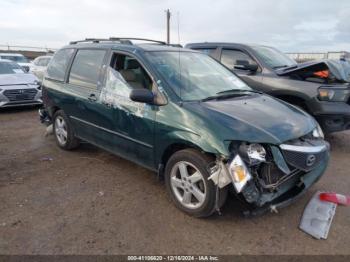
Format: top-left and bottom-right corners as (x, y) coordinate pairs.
(53, 110), (79, 150)
(164, 149), (227, 217)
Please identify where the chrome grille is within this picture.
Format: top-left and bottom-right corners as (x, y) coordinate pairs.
(3, 88), (38, 101)
(281, 149), (328, 172)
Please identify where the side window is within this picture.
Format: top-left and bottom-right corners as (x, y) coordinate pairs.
(69, 49), (106, 89)
(46, 49), (74, 81)
(43, 58), (51, 66)
(221, 49), (257, 70)
(33, 58), (40, 66)
(38, 58), (50, 66)
(196, 48), (216, 58)
(101, 53), (153, 99)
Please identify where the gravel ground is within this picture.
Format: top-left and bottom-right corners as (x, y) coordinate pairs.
(0, 107), (349, 255)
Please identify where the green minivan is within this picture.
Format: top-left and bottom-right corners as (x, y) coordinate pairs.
(40, 38), (329, 217)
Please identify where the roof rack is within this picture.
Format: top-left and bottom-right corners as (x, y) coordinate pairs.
(69, 37), (166, 45)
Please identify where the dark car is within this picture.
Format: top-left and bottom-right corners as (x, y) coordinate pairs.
(186, 42), (350, 134)
(40, 37), (329, 217)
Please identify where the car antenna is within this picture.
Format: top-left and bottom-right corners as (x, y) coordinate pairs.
(177, 11), (183, 103)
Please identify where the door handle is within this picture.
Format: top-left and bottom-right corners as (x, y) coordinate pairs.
(88, 94), (97, 102)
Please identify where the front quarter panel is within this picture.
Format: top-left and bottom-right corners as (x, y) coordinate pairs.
(154, 102), (229, 165)
(261, 73), (318, 101)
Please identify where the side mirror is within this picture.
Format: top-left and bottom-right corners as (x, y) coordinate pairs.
(234, 60), (258, 72)
(129, 89), (154, 104)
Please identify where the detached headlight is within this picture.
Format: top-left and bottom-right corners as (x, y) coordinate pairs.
(312, 123), (324, 139)
(239, 143), (266, 166)
(227, 155), (252, 192)
(318, 88), (350, 102)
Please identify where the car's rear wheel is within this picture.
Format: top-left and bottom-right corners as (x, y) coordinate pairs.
(165, 149), (228, 217)
(53, 110), (79, 150)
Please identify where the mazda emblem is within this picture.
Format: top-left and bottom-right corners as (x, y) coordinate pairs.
(306, 154), (316, 167)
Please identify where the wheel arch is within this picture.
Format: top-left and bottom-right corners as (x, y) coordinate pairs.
(274, 94), (309, 111)
(158, 141), (217, 177)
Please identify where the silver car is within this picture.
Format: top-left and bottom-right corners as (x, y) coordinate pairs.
(30, 55), (52, 82)
(0, 60), (42, 108)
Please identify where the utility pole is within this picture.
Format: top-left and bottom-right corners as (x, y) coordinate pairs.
(165, 9), (171, 44)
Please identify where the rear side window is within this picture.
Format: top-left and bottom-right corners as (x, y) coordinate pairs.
(221, 49), (257, 69)
(195, 48), (216, 58)
(46, 49), (74, 81)
(69, 49), (106, 89)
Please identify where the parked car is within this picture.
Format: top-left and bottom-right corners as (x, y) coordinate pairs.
(0, 60), (42, 108)
(30, 55), (52, 82)
(186, 43), (350, 134)
(40, 38), (329, 217)
(0, 53), (32, 72)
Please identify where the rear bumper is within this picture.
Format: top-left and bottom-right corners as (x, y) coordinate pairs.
(38, 107), (52, 125)
(243, 152), (329, 217)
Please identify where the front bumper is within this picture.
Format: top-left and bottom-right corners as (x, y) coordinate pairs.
(242, 153), (329, 217)
(309, 98), (350, 133)
(0, 88), (42, 108)
(316, 114), (350, 133)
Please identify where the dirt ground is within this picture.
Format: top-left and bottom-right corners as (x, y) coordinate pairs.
(0, 107), (349, 255)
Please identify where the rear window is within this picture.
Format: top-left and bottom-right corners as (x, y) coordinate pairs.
(46, 49), (74, 81)
(68, 49), (106, 89)
(0, 55), (28, 63)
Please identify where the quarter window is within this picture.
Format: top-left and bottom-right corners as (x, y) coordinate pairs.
(46, 49), (74, 81)
(221, 49), (257, 69)
(69, 49), (106, 89)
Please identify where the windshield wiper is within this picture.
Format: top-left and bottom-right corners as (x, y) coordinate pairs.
(273, 64), (298, 70)
(201, 89), (263, 102)
(201, 93), (246, 102)
(273, 65), (289, 69)
(216, 89), (262, 95)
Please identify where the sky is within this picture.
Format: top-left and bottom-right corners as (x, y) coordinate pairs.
(0, 0), (349, 52)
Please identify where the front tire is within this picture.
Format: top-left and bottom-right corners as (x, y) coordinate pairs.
(164, 149), (228, 217)
(53, 110), (79, 150)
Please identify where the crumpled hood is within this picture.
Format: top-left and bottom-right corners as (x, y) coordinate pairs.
(187, 94), (316, 144)
(276, 59), (350, 83)
(0, 73), (37, 86)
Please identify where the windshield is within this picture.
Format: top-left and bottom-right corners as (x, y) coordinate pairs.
(0, 55), (28, 63)
(146, 51), (251, 101)
(251, 46), (296, 69)
(0, 61), (25, 74)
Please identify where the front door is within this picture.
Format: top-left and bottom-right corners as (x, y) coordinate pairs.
(98, 52), (157, 169)
(220, 48), (263, 88)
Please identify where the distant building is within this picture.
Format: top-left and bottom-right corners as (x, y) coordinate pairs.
(286, 51), (350, 63)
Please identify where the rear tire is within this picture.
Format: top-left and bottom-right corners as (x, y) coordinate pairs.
(164, 149), (228, 217)
(53, 110), (79, 150)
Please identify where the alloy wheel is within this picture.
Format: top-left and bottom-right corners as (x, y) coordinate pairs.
(55, 116), (68, 146)
(170, 161), (207, 209)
